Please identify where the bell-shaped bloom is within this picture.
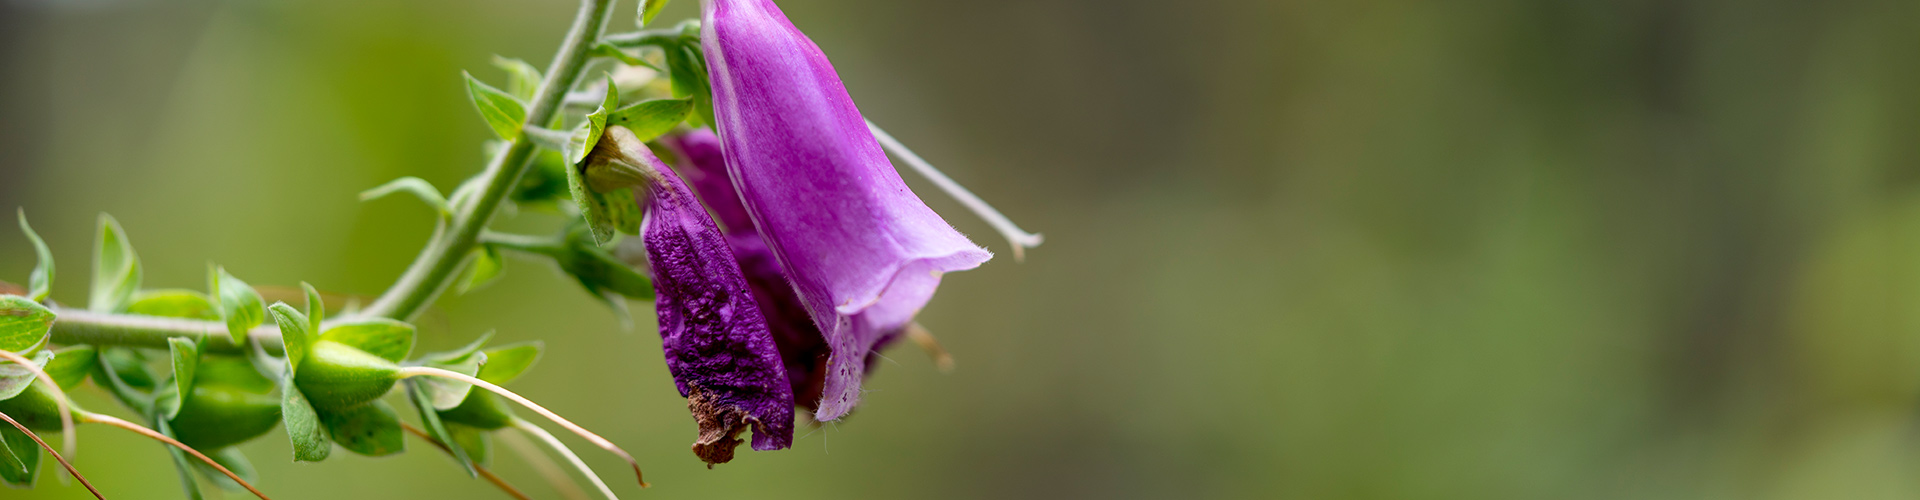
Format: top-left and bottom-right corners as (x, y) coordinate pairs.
(594, 126), (794, 464)
(702, 0), (993, 421)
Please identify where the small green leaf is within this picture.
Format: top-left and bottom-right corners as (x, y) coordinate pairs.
(450, 424), (493, 466)
(0, 422), (40, 487)
(567, 164), (618, 245)
(157, 419), (208, 500)
(16, 210), (52, 303)
(89, 213), (142, 313)
(43, 345), (96, 390)
(558, 226), (654, 301)
(664, 42), (716, 127)
(359, 177), (452, 217)
(591, 43), (650, 67)
(639, 0), (671, 27)
(407, 380), (476, 476)
(302, 283), (325, 339)
(0, 296), (53, 353)
(413, 333), (490, 410)
(210, 266), (266, 346)
(459, 245), (506, 294)
(197, 448), (256, 493)
(477, 342), (543, 385)
(321, 399), (406, 457)
(127, 289), (219, 320)
(607, 98), (694, 142)
(320, 319), (416, 363)
(565, 76), (622, 165)
(165, 337), (200, 419)
(491, 55), (543, 101)
(465, 71), (529, 141)
(0, 351), (53, 401)
(269, 303), (314, 377)
(280, 368), (331, 462)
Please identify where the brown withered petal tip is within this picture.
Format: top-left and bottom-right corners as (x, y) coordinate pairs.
(688, 386), (756, 467)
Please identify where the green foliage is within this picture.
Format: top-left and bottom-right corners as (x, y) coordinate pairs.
(406, 379), (476, 476)
(127, 290), (219, 320)
(279, 369), (331, 462)
(558, 225), (655, 302)
(270, 303), (315, 377)
(607, 97), (694, 142)
(320, 400), (405, 457)
(169, 357), (281, 451)
(90, 213), (142, 313)
(0, 382), (66, 431)
(477, 342), (542, 385)
(566, 77), (633, 244)
(412, 334), (489, 410)
(293, 341), (401, 411)
(0, 351), (52, 401)
(0, 296), (53, 354)
(0, 422), (40, 487)
(320, 319), (416, 364)
(303, 282), (324, 337)
(16, 210), (52, 303)
(465, 71), (529, 141)
(42, 345), (95, 390)
(163, 337), (200, 419)
(664, 40), (716, 127)
(156, 419), (206, 500)
(458, 245), (506, 294)
(198, 448), (257, 493)
(359, 177), (452, 217)
(638, 0), (671, 27)
(209, 266), (266, 346)
(490, 55), (543, 101)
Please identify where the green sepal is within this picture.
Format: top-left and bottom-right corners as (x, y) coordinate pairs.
(638, 0), (670, 27)
(558, 225), (654, 302)
(16, 210), (53, 303)
(128, 289), (219, 320)
(438, 390), (515, 431)
(607, 98), (694, 142)
(412, 333), (490, 410)
(360, 177), (452, 217)
(0, 421), (41, 487)
(319, 319), (416, 364)
(465, 71), (529, 141)
(321, 399), (406, 457)
(491, 55), (543, 101)
(209, 266), (266, 346)
(478, 342), (543, 385)
(42, 345), (96, 390)
(94, 348), (157, 415)
(157, 418), (208, 500)
(0, 382), (68, 431)
(407, 380), (476, 477)
(169, 357), (281, 451)
(449, 424), (493, 466)
(566, 75), (621, 165)
(89, 213), (141, 313)
(196, 448), (257, 493)
(302, 282), (324, 337)
(292, 341), (401, 411)
(458, 245), (506, 295)
(510, 149), (575, 205)
(279, 367), (331, 462)
(591, 43), (653, 69)
(0, 351), (53, 401)
(162, 337), (200, 419)
(0, 296), (52, 353)
(664, 41), (716, 127)
(269, 303), (314, 378)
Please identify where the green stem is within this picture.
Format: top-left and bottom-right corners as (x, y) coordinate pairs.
(49, 308), (271, 355)
(599, 28), (686, 49)
(358, 0), (620, 322)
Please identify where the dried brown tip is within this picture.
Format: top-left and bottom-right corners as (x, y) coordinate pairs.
(907, 323), (955, 373)
(687, 386), (753, 468)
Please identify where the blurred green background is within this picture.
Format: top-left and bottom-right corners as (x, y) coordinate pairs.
(4, 0), (1920, 498)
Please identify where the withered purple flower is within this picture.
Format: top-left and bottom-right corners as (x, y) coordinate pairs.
(589, 125), (793, 465)
(702, 0), (992, 421)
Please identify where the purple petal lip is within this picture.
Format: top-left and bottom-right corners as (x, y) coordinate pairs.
(702, 0), (990, 421)
(613, 125), (794, 460)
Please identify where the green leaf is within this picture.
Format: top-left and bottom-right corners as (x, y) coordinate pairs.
(413, 333), (490, 410)
(0, 422), (40, 487)
(127, 289), (219, 320)
(157, 419), (208, 500)
(320, 319), (416, 364)
(459, 245), (506, 294)
(565, 76), (622, 165)
(490, 55), (543, 101)
(449, 424), (493, 466)
(16, 210), (52, 303)
(664, 42), (716, 127)
(303, 283), (325, 339)
(209, 266), (266, 346)
(197, 448), (256, 493)
(42, 345), (95, 390)
(321, 399), (406, 457)
(0, 351), (53, 401)
(639, 0), (671, 27)
(465, 71), (529, 141)
(407, 380), (476, 476)
(164, 337), (200, 419)
(0, 296), (53, 354)
(591, 43), (650, 68)
(359, 177), (452, 217)
(89, 213), (141, 313)
(477, 342), (543, 385)
(567, 165), (617, 245)
(607, 98), (694, 142)
(558, 226), (654, 301)
(280, 368), (331, 462)
(269, 303), (314, 377)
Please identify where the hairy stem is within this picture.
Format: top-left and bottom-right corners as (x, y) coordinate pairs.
(360, 0), (620, 322)
(514, 418), (619, 500)
(48, 308), (279, 355)
(396, 366), (646, 489)
(0, 411), (100, 499)
(80, 411), (271, 500)
(395, 421), (532, 500)
(0, 349), (74, 457)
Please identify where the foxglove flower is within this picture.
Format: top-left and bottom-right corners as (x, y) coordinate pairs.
(589, 125), (794, 464)
(702, 0), (993, 421)
(661, 130), (830, 409)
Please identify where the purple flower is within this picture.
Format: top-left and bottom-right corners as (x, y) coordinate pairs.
(701, 0), (992, 421)
(592, 126), (794, 464)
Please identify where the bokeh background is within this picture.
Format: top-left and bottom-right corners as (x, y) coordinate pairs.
(4, 0), (1920, 498)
